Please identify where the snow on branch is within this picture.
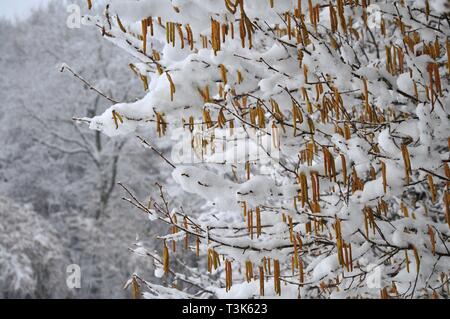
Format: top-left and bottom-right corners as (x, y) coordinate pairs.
(78, 0), (450, 299)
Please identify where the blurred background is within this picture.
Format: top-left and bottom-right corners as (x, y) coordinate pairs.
(1, 0), (50, 22)
(0, 0), (188, 298)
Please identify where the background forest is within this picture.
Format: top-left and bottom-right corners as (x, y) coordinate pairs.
(0, 1), (184, 298)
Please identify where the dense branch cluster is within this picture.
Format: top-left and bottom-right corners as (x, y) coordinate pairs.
(81, 0), (449, 298)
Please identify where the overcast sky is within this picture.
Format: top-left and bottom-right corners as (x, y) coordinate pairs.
(0, 0), (50, 21)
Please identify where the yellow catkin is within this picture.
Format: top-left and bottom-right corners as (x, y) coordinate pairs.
(247, 209), (254, 239)
(343, 243), (350, 271)
(198, 85), (211, 103)
(413, 247), (420, 273)
(427, 62), (437, 106)
(445, 162), (450, 187)
(337, 0), (347, 33)
(166, 72), (176, 101)
(445, 191), (450, 228)
(225, 0), (238, 14)
(156, 113), (167, 137)
(285, 12), (291, 40)
(434, 64), (442, 96)
(427, 174), (437, 203)
(380, 161), (387, 193)
(163, 242), (170, 274)
(259, 266), (265, 296)
(165, 22), (170, 44)
(446, 39), (450, 74)
(208, 249), (220, 272)
(323, 147), (336, 181)
(298, 173), (308, 207)
(219, 64), (228, 85)
(237, 70), (244, 84)
(299, 257), (304, 284)
(183, 217), (189, 249)
(172, 214), (178, 252)
(202, 109), (212, 129)
(292, 99), (303, 136)
(362, 78), (372, 122)
(307, 0), (314, 25)
(293, 236), (299, 269)
(348, 243), (353, 271)
(171, 22), (176, 46)
(288, 216), (294, 243)
(142, 19), (148, 54)
(295, 0), (302, 18)
(428, 226), (436, 256)
(245, 261), (253, 282)
(380, 18), (386, 37)
(245, 161), (251, 181)
(237, 17), (244, 46)
(340, 154), (347, 186)
(243, 12), (253, 49)
(225, 260), (233, 292)
(186, 24), (194, 50)
(273, 259), (281, 296)
(380, 287), (389, 299)
(116, 15), (127, 33)
(311, 171), (320, 206)
(367, 207), (376, 236)
(177, 24), (185, 49)
(401, 202), (409, 218)
(404, 250), (410, 273)
(221, 23), (227, 43)
(401, 144), (411, 184)
(211, 18), (221, 55)
(149, 17), (154, 36)
(335, 218), (345, 267)
(256, 206), (262, 237)
(344, 123), (351, 140)
(329, 3), (337, 33)
(112, 110), (123, 130)
(256, 104), (266, 128)
(305, 221), (312, 234)
(131, 276), (140, 299)
(196, 233), (200, 257)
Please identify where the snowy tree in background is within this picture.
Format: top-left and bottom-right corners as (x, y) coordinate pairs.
(0, 1), (176, 298)
(0, 1), (145, 219)
(0, 197), (66, 298)
(79, 0), (449, 298)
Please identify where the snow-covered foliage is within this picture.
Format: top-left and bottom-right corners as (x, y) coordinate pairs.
(0, 196), (67, 298)
(81, 0), (449, 298)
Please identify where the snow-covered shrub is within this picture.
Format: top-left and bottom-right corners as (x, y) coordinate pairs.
(81, 0), (449, 298)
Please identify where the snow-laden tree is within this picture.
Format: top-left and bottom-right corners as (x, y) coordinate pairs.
(0, 196), (67, 298)
(79, 0), (449, 298)
(0, 1), (178, 298)
(0, 1), (147, 219)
